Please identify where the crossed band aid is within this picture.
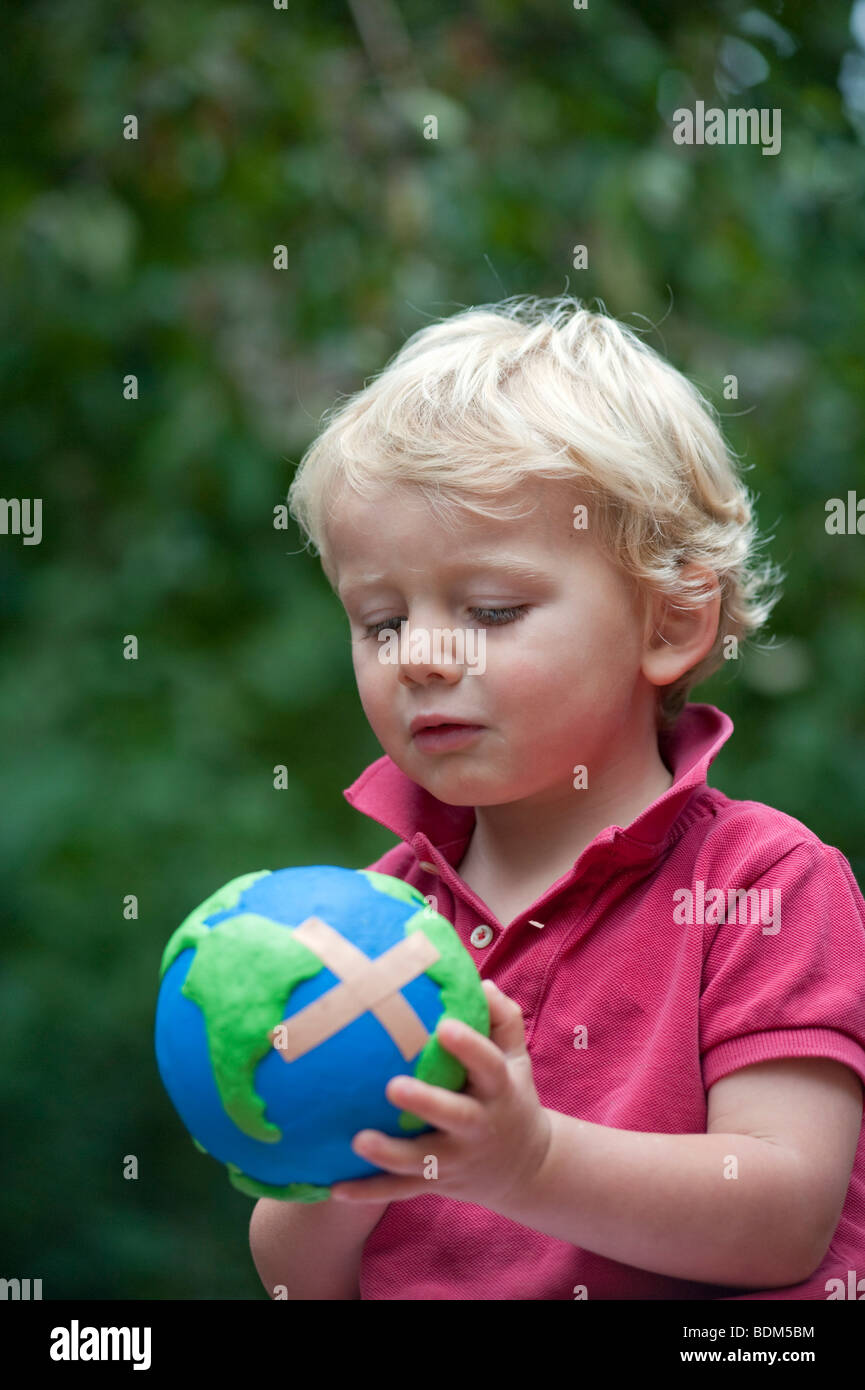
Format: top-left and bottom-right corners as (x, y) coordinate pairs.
(269, 916), (442, 1062)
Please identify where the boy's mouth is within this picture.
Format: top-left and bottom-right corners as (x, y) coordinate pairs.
(410, 720), (486, 752)
(410, 714), (482, 735)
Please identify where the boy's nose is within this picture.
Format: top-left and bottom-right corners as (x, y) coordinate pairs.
(393, 615), (471, 685)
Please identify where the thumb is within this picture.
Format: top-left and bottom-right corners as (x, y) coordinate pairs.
(482, 979), (529, 1054)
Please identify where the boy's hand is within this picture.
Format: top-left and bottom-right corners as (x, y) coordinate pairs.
(330, 980), (552, 1210)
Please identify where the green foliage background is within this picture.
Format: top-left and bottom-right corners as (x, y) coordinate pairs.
(1, 0), (863, 1297)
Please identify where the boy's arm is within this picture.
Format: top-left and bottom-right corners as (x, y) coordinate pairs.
(493, 1057), (863, 1290)
(249, 1195), (389, 1300)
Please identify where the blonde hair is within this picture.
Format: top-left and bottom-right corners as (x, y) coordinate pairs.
(287, 294), (783, 729)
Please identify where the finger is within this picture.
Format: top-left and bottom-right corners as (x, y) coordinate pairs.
(386, 1073), (481, 1138)
(435, 1015), (508, 1103)
(349, 1125), (447, 1181)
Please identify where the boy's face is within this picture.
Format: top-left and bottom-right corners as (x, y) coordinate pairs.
(326, 478), (660, 808)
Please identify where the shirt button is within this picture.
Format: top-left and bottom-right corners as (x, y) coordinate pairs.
(470, 924), (494, 949)
(418, 860), (439, 874)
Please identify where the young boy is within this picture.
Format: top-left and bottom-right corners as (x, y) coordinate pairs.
(249, 296), (865, 1300)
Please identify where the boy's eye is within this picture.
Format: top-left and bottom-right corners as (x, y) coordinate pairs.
(362, 606), (529, 639)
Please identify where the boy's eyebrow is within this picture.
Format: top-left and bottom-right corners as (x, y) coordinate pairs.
(337, 555), (548, 600)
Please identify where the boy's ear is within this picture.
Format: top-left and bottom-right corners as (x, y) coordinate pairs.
(641, 564), (721, 690)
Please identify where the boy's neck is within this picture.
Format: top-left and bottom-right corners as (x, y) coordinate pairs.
(456, 735), (674, 898)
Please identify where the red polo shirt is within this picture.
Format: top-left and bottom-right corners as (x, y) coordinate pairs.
(343, 703), (865, 1300)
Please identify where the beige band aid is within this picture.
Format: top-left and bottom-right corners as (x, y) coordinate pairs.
(269, 916), (442, 1063)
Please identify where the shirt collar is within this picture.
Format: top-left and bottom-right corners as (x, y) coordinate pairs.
(343, 702), (734, 866)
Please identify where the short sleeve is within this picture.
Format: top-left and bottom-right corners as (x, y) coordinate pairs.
(700, 840), (865, 1093)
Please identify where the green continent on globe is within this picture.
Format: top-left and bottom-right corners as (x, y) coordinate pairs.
(159, 869), (272, 979)
(358, 870), (429, 911)
(226, 1163), (331, 1204)
(360, 864), (491, 1132)
(164, 910), (326, 1143)
(394, 900), (490, 1132)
